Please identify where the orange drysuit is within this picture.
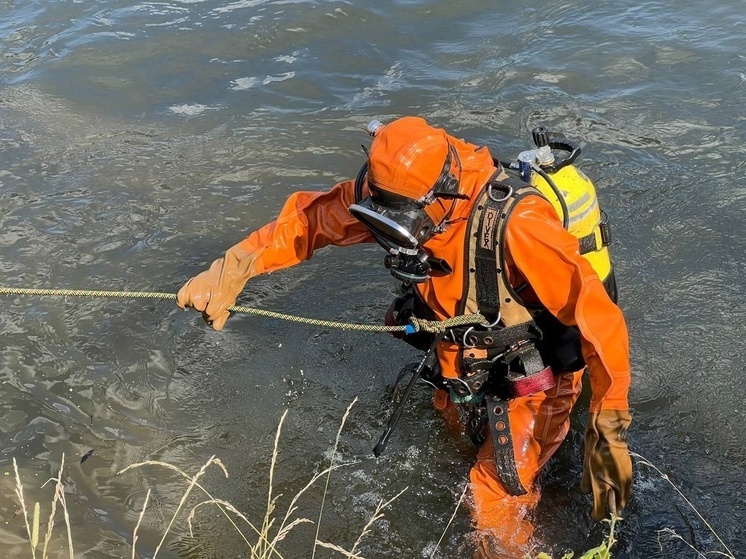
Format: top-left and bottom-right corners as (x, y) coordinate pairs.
(193, 133), (631, 555)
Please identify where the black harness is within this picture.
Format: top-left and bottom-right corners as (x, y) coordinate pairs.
(449, 175), (556, 495)
(380, 173), (591, 496)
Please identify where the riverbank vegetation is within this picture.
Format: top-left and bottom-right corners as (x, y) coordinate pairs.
(10, 401), (735, 559)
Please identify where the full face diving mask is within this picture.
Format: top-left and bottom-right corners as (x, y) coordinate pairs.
(349, 121), (465, 283)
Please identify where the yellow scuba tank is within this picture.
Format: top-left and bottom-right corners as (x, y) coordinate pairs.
(516, 127), (615, 296)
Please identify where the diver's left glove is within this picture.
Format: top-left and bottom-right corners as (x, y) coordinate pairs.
(177, 243), (258, 330)
(581, 409), (632, 520)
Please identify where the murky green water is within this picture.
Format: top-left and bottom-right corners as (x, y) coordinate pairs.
(1, 1), (744, 557)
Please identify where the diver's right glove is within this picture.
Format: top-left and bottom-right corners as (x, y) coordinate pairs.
(176, 243), (258, 330)
(581, 409), (633, 520)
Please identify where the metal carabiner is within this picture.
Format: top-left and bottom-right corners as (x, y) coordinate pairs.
(449, 376), (476, 397)
(487, 182), (512, 202)
(461, 326), (477, 348)
(481, 312), (501, 328)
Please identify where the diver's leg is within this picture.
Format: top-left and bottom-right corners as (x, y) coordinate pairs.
(470, 370), (585, 558)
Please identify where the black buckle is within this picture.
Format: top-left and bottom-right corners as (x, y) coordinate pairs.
(600, 211), (612, 246)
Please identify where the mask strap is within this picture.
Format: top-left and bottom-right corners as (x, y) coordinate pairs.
(432, 144), (464, 230)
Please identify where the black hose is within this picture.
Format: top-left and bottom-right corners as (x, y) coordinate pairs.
(532, 164), (570, 229)
(497, 159), (570, 230)
(354, 161), (368, 203)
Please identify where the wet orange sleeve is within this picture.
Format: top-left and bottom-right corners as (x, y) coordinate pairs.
(237, 179), (374, 275)
(505, 195), (631, 413)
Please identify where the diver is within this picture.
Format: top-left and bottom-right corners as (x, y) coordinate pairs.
(176, 116), (633, 557)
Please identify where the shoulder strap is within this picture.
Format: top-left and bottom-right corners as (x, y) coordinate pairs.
(462, 176), (542, 327)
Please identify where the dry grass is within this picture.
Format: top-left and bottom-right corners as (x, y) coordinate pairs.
(631, 452), (736, 559)
(11, 398), (405, 559)
(13, 454), (74, 559)
(524, 451), (737, 559)
(115, 397), (407, 559)
(10, 413), (737, 559)
(8, 398), (406, 559)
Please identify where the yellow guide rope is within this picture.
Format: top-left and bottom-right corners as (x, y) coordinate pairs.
(0, 286), (485, 334)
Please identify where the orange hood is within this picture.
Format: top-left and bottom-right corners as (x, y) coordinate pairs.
(367, 116), (497, 226)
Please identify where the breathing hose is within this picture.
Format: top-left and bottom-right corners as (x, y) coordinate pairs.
(500, 160), (570, 230)
(531, 163), (570, 230)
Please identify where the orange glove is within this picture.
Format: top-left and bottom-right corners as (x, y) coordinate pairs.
(176, 243), (258, 330)
(581, 409), (633, 520)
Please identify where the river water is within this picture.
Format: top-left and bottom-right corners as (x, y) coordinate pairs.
(0, 1), (743, 558)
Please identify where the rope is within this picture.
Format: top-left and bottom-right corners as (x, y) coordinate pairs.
(0, 286), (486, 335)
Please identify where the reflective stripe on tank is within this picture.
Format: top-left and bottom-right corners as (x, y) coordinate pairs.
(566, 191), (591, 213)
(568, 195), (598, 227)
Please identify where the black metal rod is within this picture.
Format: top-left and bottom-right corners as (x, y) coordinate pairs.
(373, 332), (445, 457)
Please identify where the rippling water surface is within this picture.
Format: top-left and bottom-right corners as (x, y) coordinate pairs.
(1, 1), (744, 557)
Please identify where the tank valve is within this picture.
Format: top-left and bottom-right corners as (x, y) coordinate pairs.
(367, 119), (385, 137)
(532, 126), (550, 148)
(531, 126), (555, 167)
